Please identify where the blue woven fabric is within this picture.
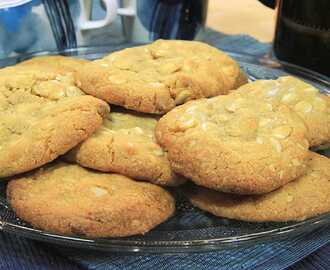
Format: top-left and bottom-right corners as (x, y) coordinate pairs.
(0, 232), (80, 270)
(291, 241), (330, 270)
(0, 30), (329, 270)
(53, 226), (330, 270)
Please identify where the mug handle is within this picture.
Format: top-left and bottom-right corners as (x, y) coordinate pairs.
(79, 0), (118, 30)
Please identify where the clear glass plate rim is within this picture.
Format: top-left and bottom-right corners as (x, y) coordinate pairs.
(2, 212), (330, 249)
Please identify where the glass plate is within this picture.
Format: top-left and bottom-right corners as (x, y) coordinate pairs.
(0, 46), (329, 254)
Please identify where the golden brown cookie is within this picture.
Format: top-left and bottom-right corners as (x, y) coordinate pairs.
(18, 55), (89, 74)
(185, 152), (330, 222)
(7, 162), (175, 238)
(156, 94), (310, 194)
(66, 108), (182, 186)
(77, 39), (247, 114)
(234, 76), (330, 147)
(0, 67), (109, 178)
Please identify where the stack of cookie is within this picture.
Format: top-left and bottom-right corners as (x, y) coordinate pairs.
(1, 40), (329, 238)
(2, 40), (248, 238)
(156, 76), (330, 222)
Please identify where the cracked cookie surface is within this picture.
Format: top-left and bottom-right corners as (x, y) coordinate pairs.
(156, 94), (310, 194)
(7, 162), (175, 237)
(18, 55), (89, 74)
(184, 153), (330, 222)
(66, 108), (182, 186)
(234, 76), (330, 147)
(0, 67), (109, 178)
(77, 39), (247, 114)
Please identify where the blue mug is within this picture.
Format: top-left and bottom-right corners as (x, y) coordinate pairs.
(117, 0), (208, 42)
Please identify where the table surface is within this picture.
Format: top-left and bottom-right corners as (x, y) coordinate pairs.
(207, 0), (275, 42)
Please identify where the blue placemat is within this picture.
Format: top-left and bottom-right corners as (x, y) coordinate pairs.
(52, 226), (330, 270)
(0, 30), (329, 270)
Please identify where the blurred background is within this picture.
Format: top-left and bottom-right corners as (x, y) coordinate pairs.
(207, 0), (274, 42)
(0, 0), (328, 76)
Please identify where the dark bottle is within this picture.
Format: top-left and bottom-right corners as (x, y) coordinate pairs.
(273, 0), (330, 76)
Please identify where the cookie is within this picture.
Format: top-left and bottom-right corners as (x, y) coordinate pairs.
(0, 67), (109, 178)
(234, 76), (330, 147)
(185, 153), (330, 222)
(156, 94), (310, 194)
(18, 55), (89, 74)
(7, 162), (175, 237)
(66, 108), (182, 186)
(77, 39), (247, 114)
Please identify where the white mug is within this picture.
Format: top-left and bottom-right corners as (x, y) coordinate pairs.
(78, 0), (208, 43)
(78, 0), (134, 30)
(0, 0), (208, 59)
